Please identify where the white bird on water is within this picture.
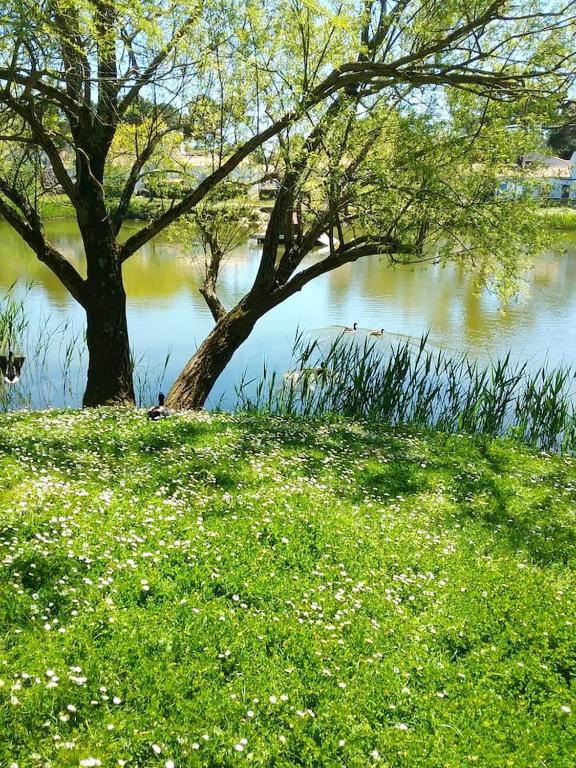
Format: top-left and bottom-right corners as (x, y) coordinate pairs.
(283, 363), (329, 387)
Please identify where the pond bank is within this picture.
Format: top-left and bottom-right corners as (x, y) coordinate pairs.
(35, 194), (165, 221)
(1, 409), (575, 766)
(1, 217), (576, 411)
(536, 206), (576, 230)
(18, 197), (576, 231)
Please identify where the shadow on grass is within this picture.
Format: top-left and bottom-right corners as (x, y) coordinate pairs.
(356, 462), (430, 499)
(233, 416), (576, 566)
(2, 411), (575, 568)
(437, 439), (576, 566)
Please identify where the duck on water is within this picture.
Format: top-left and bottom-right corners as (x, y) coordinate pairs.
(344, 324), (385, 336)
(283, 362), (329, 386)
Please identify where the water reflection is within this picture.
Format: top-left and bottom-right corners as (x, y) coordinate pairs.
(1, 219), (575, 408)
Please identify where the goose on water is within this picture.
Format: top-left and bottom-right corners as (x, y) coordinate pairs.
(370, 328), (385, 337)
(344, 322), (358, 332)
(0, 351), (25, 384)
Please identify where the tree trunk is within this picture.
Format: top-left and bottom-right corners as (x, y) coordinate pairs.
(82, 249), (135, 407)
(166, 307), (257, 410)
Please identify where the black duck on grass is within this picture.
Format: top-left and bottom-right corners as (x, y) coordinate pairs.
(148, 393), (170, 420)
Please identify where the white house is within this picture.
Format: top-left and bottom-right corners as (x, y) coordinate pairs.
(498, 151), (576, 203)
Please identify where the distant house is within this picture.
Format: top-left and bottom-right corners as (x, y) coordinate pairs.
(498, 151), (576, 204)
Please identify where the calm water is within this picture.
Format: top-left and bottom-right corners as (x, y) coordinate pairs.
(1, 219), (575, 409)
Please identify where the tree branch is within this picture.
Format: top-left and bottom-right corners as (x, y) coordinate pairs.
(50, 2), (92, 107)
(0, 67), (79, 114)
(119, 110), (298, 260)
(0, 183), (86, 304)
(95, 1), (119, 124)
(111, 127), (173, 234)
(117, 15), (197, 117)
(199, 284), (228, 323)
(0, 90), (77, 201)
(271, 236), (412, 305)
(197, 229), (228, 322)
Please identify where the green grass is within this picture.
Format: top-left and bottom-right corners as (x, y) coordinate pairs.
(1, 409), (575, 767)
(536, 207), (576, 231)
(37, 195), (77, 220)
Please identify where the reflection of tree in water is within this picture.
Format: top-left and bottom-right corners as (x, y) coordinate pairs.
(0, 221), (269, 313)
(323, 241), (576, 353)
(472, 244), (576, 347)
(2, 220), (576, 364)
(0, 222), (198, 305)
(0, 227), (74, 308)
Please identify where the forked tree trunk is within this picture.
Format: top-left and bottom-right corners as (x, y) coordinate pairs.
(166, 307), (258, 410)
(82, 247), (135, 407)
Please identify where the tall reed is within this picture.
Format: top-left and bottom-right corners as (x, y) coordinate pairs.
(133, 349), (172, 407)
(237, 332), (576, 453)
(0, 284), (30, 410)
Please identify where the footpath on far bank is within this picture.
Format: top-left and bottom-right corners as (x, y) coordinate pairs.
(0, 409), (575, 767)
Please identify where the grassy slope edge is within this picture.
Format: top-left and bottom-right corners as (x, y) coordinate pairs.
(32, 198), (576, 230)
(536, 207), (576, 230)
(0, 409), (575, 767)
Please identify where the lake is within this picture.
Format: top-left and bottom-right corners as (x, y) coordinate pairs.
(1, 219), (575, 409)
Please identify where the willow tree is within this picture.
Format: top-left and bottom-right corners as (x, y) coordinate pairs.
(165, 0), (575, 409)
(0, 1), (573, 407)
(0, 0), (375, 404)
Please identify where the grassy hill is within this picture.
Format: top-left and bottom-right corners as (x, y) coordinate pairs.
(0, 409), (575, 767)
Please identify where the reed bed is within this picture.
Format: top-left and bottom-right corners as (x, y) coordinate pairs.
(237, 331), (576, 453)
(4, 287), (576, 453)
(0, 285), (31, 410)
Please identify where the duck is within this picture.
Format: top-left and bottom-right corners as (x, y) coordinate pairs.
(147, 392), (170, 420)
(0, 351), (25, 384)
(307, 362), (329, 384)
(370, 328), (385, 337)
(312, 362), (328, 378)
(344, 322), (358, 332)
